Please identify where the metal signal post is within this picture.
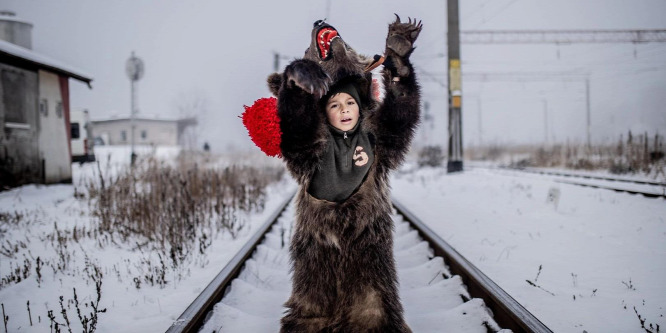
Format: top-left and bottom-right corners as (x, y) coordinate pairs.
(126, 51), (144, 166)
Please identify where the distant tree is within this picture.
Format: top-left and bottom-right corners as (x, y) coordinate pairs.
(173, 90), (208, 151)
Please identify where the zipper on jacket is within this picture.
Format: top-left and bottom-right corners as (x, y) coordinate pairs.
(345, 131), (349, 167)
(343, 131), (351, 167)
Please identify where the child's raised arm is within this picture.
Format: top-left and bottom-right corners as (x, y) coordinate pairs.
(277, 59), (332, 180)
(367, 16), (423, 171)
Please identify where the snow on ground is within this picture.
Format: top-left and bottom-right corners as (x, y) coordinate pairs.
(392, 166), (666, 333)
(0, 146), (295, 333)
(519, 166), (666, 185)
(201, 201), (507, 333)
(483, 167), (666, 197)
(2, 146), (664, 333)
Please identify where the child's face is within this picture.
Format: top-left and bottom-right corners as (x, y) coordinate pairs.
(325, 92), (359, 132)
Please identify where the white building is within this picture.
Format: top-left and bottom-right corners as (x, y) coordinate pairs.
(92, 116), (197, 147)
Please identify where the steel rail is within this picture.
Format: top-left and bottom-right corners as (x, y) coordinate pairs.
(553, 179), (665, 199)
(167, 191), (553, 332)
(491, 166), (666, 199)
(508, 167), (666, 187)
(392, 197), (553, 333)
(165, 191), (295, 333)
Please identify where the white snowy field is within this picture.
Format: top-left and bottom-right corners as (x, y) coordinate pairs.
(392, 166), (666, 333)
(1, 146), (664, 333)
(0, 146), (295, 333)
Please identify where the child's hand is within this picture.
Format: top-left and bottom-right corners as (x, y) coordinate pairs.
(385, 14), (422, 59)
(284, 60), (332, 99)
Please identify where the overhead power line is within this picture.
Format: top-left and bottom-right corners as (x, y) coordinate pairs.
(469, 0), (521, 29)
(461, 29), (666, 44)
(416, 68), (589, 82)
(462, 71), (589, 82)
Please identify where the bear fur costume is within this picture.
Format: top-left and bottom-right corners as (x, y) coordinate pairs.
(274, 16), (422, 333)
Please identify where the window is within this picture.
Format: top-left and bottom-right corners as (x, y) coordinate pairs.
(55, 101), (63, 118)
(39, 99), (48, 117)
(141, 130), (147, 139)
(71, 123), (80, 139)
(2, 69), (27, 123)
(121, 130), (127, 142)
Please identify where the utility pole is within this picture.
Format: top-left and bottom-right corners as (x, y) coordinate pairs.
(585, 77), (591, 148)
(131, 79), (136, 161)
(543, 99), (549, 145)
(447, 0), (463, 173)
(325, 0), (332, 20)
(423, 101), (432, 145)
(464, 72), (591, 147)
(274, 52), (280, 72)
(273, 51), (293, 72)
(477, 98), (482, 147)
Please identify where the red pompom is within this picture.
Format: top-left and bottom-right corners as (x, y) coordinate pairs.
(241, 97), (282, 157)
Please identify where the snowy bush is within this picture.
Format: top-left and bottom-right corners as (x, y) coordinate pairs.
(84, 153), (285, 275)
(417, 145), (445, 168)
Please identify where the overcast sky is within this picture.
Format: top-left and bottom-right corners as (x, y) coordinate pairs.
(4, 0), (665, 152)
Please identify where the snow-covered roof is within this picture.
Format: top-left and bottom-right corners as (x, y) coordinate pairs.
(0, 13), (33, 25)
(0, 39), (93, 86)
(91, 114), (191, 123)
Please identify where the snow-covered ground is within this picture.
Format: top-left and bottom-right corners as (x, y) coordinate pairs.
(1, 147), (664, 332)
(200, 200), (507, 333)
(393, 166), (666, 333)
(480, 166), (666, 197)
(0, 146), (295, 333)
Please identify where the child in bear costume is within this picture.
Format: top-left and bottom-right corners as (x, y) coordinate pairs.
(276, 16), (422, 332)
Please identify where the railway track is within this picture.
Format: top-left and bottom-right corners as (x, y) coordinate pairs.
(167, 192), (552, 333)
(479, 166), (666, 199)
(511, 167), (665, 187)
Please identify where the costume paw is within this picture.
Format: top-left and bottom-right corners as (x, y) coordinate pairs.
(386, 14), (422, 58)
(284, 60), (332, 99)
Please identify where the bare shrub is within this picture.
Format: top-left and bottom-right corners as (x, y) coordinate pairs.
(0, 257), (32, 289)
(475, 132), (665, 180)
(85, 153), (284, 275)
(0, 237), (28, 258)
(417, 145), (445, 167)
(47, 262), (106, 333)
(0, 211), (24, 238)
(0, 211), (23, 226)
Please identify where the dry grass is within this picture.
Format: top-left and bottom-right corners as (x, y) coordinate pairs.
(84, 151), (285, 269)
(0, 151), (285, 291)
(466, 132), (665, 179)
(0, 150), (286, 332)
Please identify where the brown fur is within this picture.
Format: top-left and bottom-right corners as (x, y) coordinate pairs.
(278, 16), (422, 333)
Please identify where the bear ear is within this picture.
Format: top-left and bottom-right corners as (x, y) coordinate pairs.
(267, 73), (282, 97)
